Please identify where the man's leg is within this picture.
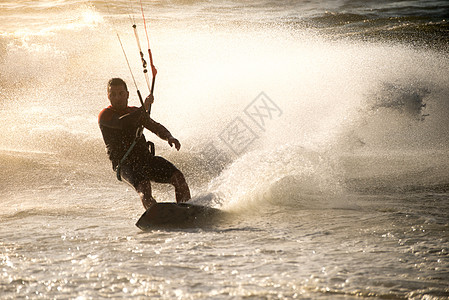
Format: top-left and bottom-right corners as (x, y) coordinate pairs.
(136, 180), (156, 210)
(170, 170), (191, 203)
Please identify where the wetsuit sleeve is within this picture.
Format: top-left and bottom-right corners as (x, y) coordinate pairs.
(98, 107), (121, 129)
(99, 124), (122, 165)
(142, 117), (174, 141)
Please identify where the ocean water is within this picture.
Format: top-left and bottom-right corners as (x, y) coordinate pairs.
(1, 0), (449, 299)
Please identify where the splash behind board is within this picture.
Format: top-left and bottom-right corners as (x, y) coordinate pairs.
(136, 203), (221, 230)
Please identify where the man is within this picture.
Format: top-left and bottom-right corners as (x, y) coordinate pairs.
(98, 78), (191, 209)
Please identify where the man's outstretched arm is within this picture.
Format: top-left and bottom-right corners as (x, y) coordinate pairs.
(142, 117), (181, 151)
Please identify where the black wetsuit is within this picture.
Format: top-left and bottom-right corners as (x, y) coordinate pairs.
(98, 105), (178, 188)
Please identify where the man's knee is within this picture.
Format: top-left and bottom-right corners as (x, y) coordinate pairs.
(136, 180), (152, 194)
(170, 170), (186, 185)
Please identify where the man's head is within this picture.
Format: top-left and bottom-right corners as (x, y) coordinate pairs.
(107, 78), (129, 111)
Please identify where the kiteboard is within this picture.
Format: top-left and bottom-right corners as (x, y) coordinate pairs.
(136, 202), (222, 230)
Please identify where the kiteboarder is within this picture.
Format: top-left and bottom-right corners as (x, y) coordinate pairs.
(98, 78), (191, 209)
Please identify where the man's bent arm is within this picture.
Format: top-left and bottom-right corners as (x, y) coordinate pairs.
(143, 117), (174, 141)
